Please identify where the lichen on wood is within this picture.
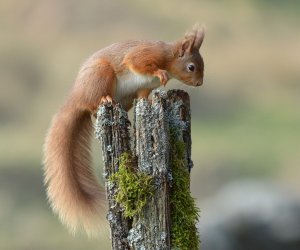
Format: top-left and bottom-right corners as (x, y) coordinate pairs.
(95, 103), (131, 250)
(129, 90), (171, 250)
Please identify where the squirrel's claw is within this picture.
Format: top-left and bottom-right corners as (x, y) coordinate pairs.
(94, 96), (115, 117)
(100, 95), (114, 105)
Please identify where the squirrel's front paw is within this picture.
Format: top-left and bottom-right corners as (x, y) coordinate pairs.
(154, 69), (169, 86)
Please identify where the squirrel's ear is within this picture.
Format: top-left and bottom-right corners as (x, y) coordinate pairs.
(178, 24), (205, 56)
(194, 26), (205, 50)
(179, 35), (196, 57)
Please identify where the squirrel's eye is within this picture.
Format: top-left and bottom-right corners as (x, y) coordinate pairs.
(187, 63), (195, 72)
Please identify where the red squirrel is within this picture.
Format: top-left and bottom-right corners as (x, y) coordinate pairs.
(43, 24), (205, 237)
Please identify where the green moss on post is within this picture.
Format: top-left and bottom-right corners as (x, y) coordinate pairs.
(110, 153), (154, 218)
(170, 131), (200, 250)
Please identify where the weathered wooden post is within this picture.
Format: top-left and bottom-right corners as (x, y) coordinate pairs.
(95, 103), (131, 249)
(95, 90), (200, 250)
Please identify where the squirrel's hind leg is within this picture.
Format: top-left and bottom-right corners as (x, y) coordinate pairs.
(81, 58), (116, 116)
(136, 88), (152, 99)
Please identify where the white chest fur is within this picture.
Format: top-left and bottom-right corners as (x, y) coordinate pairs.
(115, 70), (160, 102)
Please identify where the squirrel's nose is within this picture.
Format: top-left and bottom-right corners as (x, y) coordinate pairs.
(196, 79), (203, 86)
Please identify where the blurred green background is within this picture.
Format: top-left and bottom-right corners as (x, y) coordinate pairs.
(0, 0), (299, 249)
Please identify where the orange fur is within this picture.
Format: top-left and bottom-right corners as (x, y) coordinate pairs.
(123, 42), (170, 75)
(43, 24), (205, 237)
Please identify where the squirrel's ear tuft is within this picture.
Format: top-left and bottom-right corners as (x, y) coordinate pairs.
(193, 23), (205, 50)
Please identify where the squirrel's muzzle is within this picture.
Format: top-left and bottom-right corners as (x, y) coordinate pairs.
(195, 78), (203, 86)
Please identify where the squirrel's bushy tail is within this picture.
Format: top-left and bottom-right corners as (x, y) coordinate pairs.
(43, 103), (106, 237)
